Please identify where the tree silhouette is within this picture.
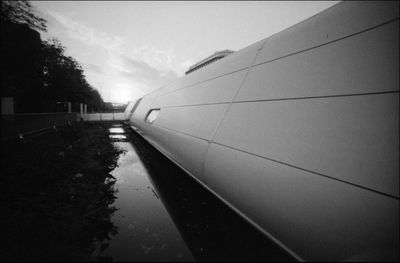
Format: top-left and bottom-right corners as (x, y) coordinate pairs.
(1, 0), (46, 32)
(1, 0), (107, 112)
(41, 39), (106, 112)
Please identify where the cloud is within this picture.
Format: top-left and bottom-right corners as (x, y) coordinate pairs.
(129, 45), (194, 77)
(84, 63), (104, 74)
(120, 55), (179, 92)
(37, 9), (185, 103)
(44, 10), (124, 50)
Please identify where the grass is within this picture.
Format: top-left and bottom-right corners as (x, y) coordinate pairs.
(1, 122), (124, 261)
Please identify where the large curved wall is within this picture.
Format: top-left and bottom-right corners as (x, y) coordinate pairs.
(129, 1), (399, 261)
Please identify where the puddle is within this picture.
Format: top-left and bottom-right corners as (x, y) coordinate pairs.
(109, 134), (127, 140)
(101, 131), (194, 261)
(109, 127), (125, 134)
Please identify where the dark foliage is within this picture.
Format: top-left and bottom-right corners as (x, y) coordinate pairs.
(1, 0), (106, 113)
(0, 122), (123, 261)
(41, 39), (106, 112)
(1, 0), (46, 32)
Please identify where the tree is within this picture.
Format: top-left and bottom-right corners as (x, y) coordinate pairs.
(1, 0), (106, 112)
(41, 39), (106, 112)
(1, 0), (46, 32)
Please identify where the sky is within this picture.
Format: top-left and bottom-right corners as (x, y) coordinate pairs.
(32, 1), (339, 104)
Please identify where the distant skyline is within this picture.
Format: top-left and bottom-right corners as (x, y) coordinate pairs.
(33, 1), (339, 104)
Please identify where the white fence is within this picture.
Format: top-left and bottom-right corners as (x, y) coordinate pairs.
(82, 100), (139, 121)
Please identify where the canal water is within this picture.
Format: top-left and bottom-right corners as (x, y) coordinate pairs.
(103, 124), (194, 261)
(101, 123), (295, 262)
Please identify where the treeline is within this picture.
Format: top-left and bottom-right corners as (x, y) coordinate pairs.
(1, 0), (106, 113)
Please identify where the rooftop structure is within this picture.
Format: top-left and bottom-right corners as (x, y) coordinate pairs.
(185, 50), (234, 75)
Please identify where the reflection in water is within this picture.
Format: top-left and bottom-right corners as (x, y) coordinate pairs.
(2, 122), (121, 261)
(109, 127), (124, 134)
(109, 134), (127, 140)
(102, 126), (194, 261)
(125, 124), (296, 262)
(103, 123), (295, 261)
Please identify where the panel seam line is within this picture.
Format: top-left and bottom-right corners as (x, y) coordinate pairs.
(211, 141), (399, 200)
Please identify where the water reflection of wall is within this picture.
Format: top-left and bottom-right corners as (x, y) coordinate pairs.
(102, 126), (194, 262)
(127, 126), (295, 262)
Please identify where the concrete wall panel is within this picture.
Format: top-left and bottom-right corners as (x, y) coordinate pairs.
(153, 70), (247, 108)
(214, 93), (399, 197)
(236, 20), (399, 101)
(204, 143), (399, 261)
(154, 104), (229, 140)
(143, 124), (209, 182)
(254, 1), (399, 65)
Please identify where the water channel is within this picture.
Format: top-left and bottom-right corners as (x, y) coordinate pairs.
(104, 125), (194, 261)
(101, 123), (295, 262)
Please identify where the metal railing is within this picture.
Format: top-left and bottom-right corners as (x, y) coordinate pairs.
(1, 112), (78, 141)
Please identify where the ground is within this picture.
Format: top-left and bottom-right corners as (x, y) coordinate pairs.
(1, 121), (123, 261)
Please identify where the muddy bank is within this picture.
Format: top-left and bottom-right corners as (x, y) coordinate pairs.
(1, 122), (123, 261)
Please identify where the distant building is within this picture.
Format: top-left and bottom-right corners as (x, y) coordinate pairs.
(185, 50), (234, 75)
